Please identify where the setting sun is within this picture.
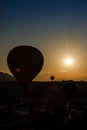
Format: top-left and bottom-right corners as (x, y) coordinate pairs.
(65, 58), (73, 66)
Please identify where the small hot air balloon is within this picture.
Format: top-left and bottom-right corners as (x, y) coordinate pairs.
(7, 45), (44, 89)
(50, 75), (55, 81)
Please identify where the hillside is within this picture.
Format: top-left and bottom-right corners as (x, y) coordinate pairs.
(0, 72), (15, 81)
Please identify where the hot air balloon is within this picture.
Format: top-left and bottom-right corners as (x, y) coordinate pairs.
(63, 81), (76, 98)
(50, 75), (55, 81)
(7, 45), (44, 89)
(63, 81), (76, 112)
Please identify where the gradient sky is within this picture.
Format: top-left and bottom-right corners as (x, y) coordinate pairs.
(1, 0), (87, 81)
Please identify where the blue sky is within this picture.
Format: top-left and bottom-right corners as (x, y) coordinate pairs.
(1, 0), (87, 81)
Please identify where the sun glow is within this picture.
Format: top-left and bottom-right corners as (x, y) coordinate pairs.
(65, 58), (73, 65)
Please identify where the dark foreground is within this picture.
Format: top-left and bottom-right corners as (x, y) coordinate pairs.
(0, 81), (87, 129)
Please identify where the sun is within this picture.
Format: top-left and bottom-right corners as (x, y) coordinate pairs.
(65, 58), (73, 65)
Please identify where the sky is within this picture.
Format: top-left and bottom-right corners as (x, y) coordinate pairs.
(1, 0), (87, 81)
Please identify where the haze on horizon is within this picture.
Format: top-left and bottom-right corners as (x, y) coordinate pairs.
(1, 0), (87, 81)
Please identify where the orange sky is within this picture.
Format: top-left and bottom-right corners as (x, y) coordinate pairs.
(1, 0), (87, 81)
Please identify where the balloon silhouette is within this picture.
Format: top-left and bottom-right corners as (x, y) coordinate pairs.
(7, 45), (44, 87)
(50, 75), (55, 81)
(63, 81), (76, 98)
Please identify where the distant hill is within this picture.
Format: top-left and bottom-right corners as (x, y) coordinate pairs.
(0, 72), (15, 81)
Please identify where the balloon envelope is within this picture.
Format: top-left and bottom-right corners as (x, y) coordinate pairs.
(7, 45), (44, 86)
(63, 81), (76, 97)
(50, 75), (55, 81)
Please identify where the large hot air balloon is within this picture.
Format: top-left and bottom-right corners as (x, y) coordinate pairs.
(7, 45), (44, 88)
